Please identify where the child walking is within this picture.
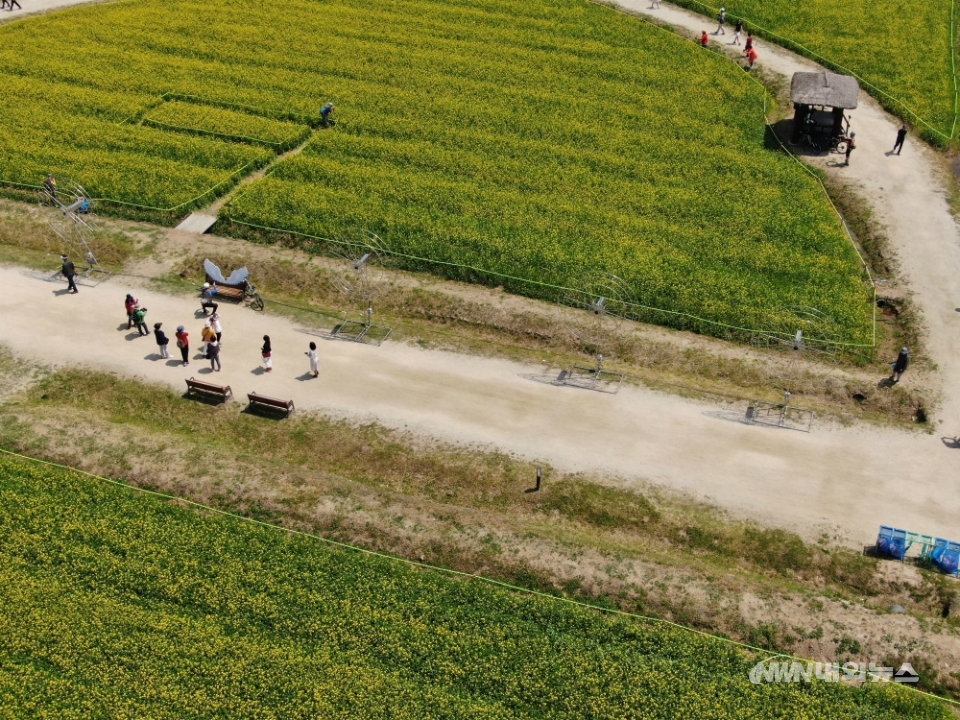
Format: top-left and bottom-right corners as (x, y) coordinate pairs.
(305, 341), (319, 378)
(125, 294), (138, 328)
(262, 335), (273, 372)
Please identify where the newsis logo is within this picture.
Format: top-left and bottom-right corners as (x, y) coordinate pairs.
(749, 659), (919, 685)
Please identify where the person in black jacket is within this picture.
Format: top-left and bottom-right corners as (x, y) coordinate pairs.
(207, 339), (221, 372)
(890, 347), (910, 383)
(154, 323), (170, 359)
(60, 254), (78, 294)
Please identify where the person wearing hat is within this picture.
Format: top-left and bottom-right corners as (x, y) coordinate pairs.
(200, 282), (218, 316)
(715, 7), (726, 35)
(320, 102), (335, 128)
(890, 347), (910, 383)
(175, 326), (190, 367)
(60, 255), (78, 294)
(843, 131), (856, 166)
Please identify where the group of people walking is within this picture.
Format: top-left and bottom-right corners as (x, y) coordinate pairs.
(119, 293), (321, 378)
(693, 9), (757, 70)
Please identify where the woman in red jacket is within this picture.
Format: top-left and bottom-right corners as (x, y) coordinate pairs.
(175, 326), (190, 367)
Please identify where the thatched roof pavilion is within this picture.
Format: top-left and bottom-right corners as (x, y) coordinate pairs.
(790, 72), (860, 110)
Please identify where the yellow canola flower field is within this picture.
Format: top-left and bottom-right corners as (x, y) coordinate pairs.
(0, 453), (952, 719)
(0, 0), (874, 342)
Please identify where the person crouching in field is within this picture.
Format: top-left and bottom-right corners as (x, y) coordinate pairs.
(321, 102), (335, 128)
(154, 323), (170, 359)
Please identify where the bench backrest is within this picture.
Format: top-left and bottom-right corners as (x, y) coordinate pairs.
(186, 378), (231, 394)
(247, 392), (292, 409)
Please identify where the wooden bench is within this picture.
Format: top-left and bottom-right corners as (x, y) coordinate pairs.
(247, 392), (295, 417)
(213, 285), (244, 302)
(185, 377), (233, 403)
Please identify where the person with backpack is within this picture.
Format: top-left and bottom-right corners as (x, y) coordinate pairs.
(176, 326), (190, 367)
(125, 294), (138, 328)
(200, 321), (216, 357)
(715, 7), (726, 35)
(132, 306), (149, 336)
(207, 339), (221, 372)
(320, 102), (335, 128)
(60, 255), (78, 294)
(154, 323), (170, 359)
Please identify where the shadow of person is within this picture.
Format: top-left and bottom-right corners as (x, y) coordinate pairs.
(942, 437), (960, 449)
(251, 366), (266, 375)
(117, 323), (131, 332)
(125, 332), (142, 342)
(296, 372), (316, 381)
(877, 377), (896, 389)
(145, 353), (163, 361)
(165, 359), (183, 367)
(884, 151), (896, 157)
(198, 367), (214, 374)
(53, 288), (72, 296)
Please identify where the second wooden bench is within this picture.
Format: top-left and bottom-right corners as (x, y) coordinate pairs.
(247, 391), (295, 417)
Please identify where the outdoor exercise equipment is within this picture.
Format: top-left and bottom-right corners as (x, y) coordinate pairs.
(39, 179), (110, 287)
(330, 231), (392, 345)
(875, 525), (959, 575)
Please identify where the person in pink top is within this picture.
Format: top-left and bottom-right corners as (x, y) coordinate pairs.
(175, 326), (190, 367)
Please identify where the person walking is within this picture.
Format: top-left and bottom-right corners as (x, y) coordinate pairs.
(649, 0), (660, 8)
(124, 294), (138, 328)
(5, 0), (22, 10)
(60, 255), (78, 294)
(176, 326), (190, 367)
(210, 311), (223, 344)
(154, 323), (170, 359)
(745, 46), (758, 70)
(893, 124), (907, 155)
(261, 335), (273, 372)
(132, 306), (149, 337)
(843, 131), (856, 166)
(320, 102), (335, 128)
(715, 7), (726, 35)
(733, 18), (744, 45)
(744, 32), (754, 53)
(890, 347), (910, 383)
(200, 283), (219, 316)
(305, 341), (319, 378)
(700, 30), (709, 48)
(207, 339), (221, 372)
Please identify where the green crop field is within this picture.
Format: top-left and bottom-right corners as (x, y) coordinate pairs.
(0, 0), (874, 342)
(673, 0), (958, 141)
(0, 451), (950, 718)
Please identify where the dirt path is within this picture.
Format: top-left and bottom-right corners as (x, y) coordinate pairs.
(615, 0), (960, 423)
(4, 266), (958, 546)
